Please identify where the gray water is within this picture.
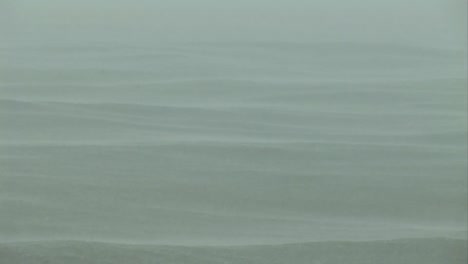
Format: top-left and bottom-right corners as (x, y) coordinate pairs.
(0, 42), (467, 263)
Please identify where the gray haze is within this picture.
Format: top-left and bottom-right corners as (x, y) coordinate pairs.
(1, 0), (467, 49)
(1, 1), (467, 263)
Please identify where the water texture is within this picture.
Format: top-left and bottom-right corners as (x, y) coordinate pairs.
(0, 42), (466, 263)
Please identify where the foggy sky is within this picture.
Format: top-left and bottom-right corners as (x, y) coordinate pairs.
(1, 0), (467, 49)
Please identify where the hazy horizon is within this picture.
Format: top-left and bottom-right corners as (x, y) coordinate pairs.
(1, 0), (467, 50)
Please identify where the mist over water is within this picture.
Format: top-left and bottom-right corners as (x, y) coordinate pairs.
(1, 1), (467, 263)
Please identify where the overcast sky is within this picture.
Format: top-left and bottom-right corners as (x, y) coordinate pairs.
(1, 0), (466, 49)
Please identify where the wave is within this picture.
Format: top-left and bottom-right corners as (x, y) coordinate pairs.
(0, 238), (466, 264)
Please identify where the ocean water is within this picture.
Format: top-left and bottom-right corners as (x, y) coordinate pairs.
(0, 42), (467, 263)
